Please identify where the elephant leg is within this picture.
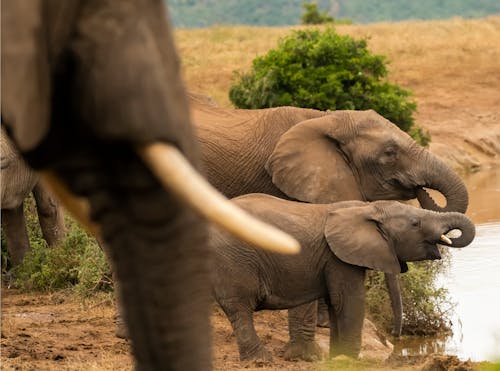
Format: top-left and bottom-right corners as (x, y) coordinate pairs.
(317, 298), (330, 327)
(328, 276), (365, 358)
(385, 273), (403, 337)
(32, 183), (65, 247)
(220, 300), (271, 362)
(284, 301), (323, 361)
(329, 299), (363, 358)
(96, 238), (128, 339)
(1, 203), (30, 266)
(111, 269), (128, 339)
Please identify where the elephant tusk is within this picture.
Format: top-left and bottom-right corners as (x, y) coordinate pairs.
(440, 234), (453, 245)
(137, 143), (301, 255)
(40, 171), (101, 238)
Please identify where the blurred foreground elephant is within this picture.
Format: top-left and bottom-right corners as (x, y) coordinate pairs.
(1, 1), (298, 369)
(1, 128), (65, 266)
(211, 196), (475, 360)
(190, 97), (469, 359)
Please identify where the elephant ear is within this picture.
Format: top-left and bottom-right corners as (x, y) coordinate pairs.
(264, 113), (362, 203)
(1, 0), (52, 152)
(324, 204), (401, 274)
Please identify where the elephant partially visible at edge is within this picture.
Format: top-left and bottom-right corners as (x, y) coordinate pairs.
(191, 96), (469, 358)
(2, 1), (298, 369)
(1, 128), (65, 266)
(210, 195), (475, 361)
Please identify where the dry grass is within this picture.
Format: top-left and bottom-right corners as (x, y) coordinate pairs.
(174, 16), (500, 108)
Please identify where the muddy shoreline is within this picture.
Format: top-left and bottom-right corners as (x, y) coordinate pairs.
(1, 289), (493, 370)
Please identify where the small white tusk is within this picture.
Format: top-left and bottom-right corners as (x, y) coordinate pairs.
(40, 171), (101, 238)
(137, 143), (301, 255)
(440, 234), (453, 245)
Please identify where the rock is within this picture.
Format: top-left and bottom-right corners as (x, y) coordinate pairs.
(420, 354), (474, 371)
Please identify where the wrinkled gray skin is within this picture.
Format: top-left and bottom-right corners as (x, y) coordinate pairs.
(1, 129), (65, 266)
(211, 195), (475, 361)
(2, 1), (211, 370)
(191, 98), (469, 358)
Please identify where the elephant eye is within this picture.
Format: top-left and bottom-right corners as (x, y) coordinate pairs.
(410, 218), (420, 228)
(384, 147), (397, 157)
(379, 146), (397, 165)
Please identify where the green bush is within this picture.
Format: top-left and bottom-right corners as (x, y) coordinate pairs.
(301, 2), (334, 25)
(366, 251), (454, 336)
(4, 201), (112, 297)
(12, 218), (111, 295)
(229, 28), (429, 144)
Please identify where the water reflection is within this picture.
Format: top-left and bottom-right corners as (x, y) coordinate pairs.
(393, 336), (448, 356)
(396, 167), (500, 361)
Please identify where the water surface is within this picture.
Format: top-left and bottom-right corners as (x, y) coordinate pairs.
(397, 167), (500, 361)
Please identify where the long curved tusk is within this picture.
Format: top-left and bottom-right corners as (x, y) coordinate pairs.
(137, 143), (301, 255)
(40, 171), (101, 238)
(440, 234), (452, 245)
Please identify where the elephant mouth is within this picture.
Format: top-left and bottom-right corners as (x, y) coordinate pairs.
(386, 178), (417, 200)
(424, 239), (444, 260)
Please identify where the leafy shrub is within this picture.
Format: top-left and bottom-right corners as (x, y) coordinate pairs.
(229, 28), (429, 144)
(1, 230), (9, 275)
(301, 2), (334, 25)
(5, 201), (112, 296)
(366, 251), (454, 336)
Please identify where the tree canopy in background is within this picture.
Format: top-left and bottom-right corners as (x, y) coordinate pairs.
(301, 2), (334, 24)
(168, 0), (500, 28)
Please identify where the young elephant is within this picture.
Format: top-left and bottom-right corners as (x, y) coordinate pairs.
(210, 195), (475, 361)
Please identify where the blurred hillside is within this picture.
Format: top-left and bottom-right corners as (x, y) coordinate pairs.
(168, 0), (500, 28)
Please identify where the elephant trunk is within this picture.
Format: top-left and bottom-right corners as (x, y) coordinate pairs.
(416, 152), (469, 213)
(437, 212), (476, 248)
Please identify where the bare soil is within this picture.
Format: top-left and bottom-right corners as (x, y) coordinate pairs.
(0, 289), (480, 370)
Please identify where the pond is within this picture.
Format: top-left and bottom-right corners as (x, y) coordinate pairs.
(396, 166), (500, 361)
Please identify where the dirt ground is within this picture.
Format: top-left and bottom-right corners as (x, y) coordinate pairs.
(0, 289), (481, 370)
(2, 16), (500, 371)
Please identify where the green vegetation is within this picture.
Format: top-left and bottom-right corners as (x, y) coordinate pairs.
(301, 2), (334, 25)
(1, 196), (111, 297)
(366, 254), (454, 335)
(479, 362), (500, 371)
(167, 0), (500, 28)
(229, 28), (427, 142)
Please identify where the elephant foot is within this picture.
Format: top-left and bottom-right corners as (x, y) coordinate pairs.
(391, 328), (402, 338)
(316, 308), (330, 328)
(284, 340), (323, 362)
(240, 346), (273, 365)
(115, 316), (129, 339)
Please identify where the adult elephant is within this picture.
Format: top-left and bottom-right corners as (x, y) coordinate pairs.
(190, 97), (468, 359)
(1, 128), (65, 266)
(1, 1), (298, 370)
